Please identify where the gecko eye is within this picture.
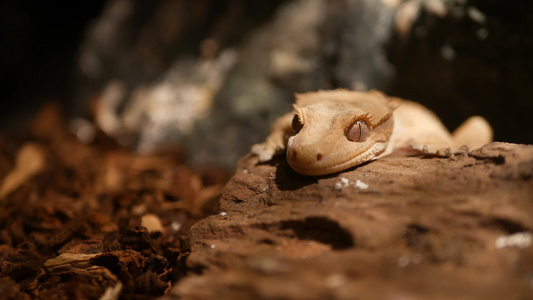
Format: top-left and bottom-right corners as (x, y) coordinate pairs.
(292, 114), (304, 134)
(346, 120), (369, 142)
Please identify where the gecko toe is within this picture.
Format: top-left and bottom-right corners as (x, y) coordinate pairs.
(443, 147), (452, 157)
(422, 145), (429, 154)
(409, 141), (422, 151)
(456, 145), (469, 154)
(251, 143), (275, 162)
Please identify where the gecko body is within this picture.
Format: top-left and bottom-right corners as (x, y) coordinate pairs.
(252, 89), (492, 176)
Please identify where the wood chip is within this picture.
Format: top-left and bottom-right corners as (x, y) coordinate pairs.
(141, 213), (164, 233)
(0, 143), (46, 199)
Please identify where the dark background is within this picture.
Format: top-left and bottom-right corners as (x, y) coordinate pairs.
(1, 0), (532, 144)
(0, 1), (105, 130)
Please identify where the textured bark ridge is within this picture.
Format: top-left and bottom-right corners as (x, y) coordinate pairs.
(170, 143), (533, 299)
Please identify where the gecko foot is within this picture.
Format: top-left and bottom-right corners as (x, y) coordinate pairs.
(409, 141), (468, 158)
(421, 145), (452, 157)
(251, 143), (275, 162)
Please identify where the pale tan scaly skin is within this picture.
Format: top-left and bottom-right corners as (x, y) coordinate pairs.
(251, 89), (493, 176)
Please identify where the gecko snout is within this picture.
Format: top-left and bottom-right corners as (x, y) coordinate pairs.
(286, 136), (332, 173)
(287, 145), (323, 166)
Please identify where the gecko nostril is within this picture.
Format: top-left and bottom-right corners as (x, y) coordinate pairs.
(290, 149), (298, 159)
(316, 153), (323, 161)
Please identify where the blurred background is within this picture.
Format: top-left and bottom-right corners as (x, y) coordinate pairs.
(1, 0), (532, 170)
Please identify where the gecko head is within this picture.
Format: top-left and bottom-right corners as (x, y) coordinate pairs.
(286, 90), (396, 176)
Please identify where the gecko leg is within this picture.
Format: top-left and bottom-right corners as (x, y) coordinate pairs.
(408, 116), (492, 157)
(251, 113), (294, 162)
(451, 116), (493, 151)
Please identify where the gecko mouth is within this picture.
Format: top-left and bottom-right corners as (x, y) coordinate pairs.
(287, 142), (388, 176)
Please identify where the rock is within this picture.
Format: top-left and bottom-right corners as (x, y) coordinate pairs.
(170, 142), (533, 299)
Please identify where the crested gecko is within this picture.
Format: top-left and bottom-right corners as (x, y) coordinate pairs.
(251, 89), (492, 176)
